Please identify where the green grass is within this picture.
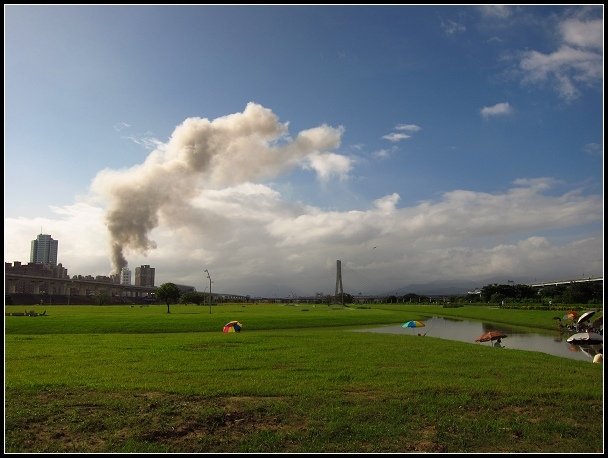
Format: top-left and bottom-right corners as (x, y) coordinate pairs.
(6, 302), (592, 334)
(4, 303), (604, 452)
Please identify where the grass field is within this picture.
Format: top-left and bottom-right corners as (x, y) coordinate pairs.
(4, 303), (604, 452)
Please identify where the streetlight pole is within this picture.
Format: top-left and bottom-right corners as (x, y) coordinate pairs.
(204, 269), (212, 314)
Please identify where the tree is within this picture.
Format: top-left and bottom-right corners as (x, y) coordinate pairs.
(342, 293), (354, 304)
(180, 291), (205, 305)
(156, 283), (180, 314)
(561, 282), (601, 304)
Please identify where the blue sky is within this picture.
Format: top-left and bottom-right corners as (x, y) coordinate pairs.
(4, 5), (603, 296)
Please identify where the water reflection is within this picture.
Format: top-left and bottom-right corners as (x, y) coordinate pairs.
(354, 316), (602, 362)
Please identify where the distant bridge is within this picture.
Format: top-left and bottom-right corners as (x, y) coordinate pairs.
(529, 277), (603, 288)
(466, 277), (603, 295)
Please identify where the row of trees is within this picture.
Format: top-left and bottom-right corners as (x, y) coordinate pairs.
(155, 283), (234, 313)
(334, 283), (603, 306)
(155, 280), (603, 313)
(478, 281), (603, 305)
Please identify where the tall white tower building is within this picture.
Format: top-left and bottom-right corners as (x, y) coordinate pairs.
(30, 234), (58, 266)
(121, 267), (132, 285)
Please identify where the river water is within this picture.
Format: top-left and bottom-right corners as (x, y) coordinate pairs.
(353, 316), (603, 363)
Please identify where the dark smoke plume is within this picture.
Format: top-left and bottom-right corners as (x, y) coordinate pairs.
(92, 103), (346, 273)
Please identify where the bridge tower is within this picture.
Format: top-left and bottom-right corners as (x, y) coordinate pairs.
(335, 260), (344, 304)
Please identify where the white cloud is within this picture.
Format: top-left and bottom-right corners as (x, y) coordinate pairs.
(512, 177), (554, 191)
(382, 132), (411, 142)
(583, 142), (602, 156)
(113, 121), (131, 132)
(441, 19), (466, 36)
(479, 5), (512, 19)
(303, 152), (352, 182)
(372, 147), (397, 159)
(125, 133), (164, 150)
(560, 18), (603, 50)
(395, 124), (421, 132)
(5, 178), (602, 296)
(518, 16), (603, 100)
(480, 102), (513, 118)
(383, 123), (421, 143)
(373, 193), (400, 213)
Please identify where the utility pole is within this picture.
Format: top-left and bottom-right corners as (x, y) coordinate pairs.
(204, 269), (212, 314)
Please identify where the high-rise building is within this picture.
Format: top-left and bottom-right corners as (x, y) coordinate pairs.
(30, 234), (58, 266)
(135, 265), (155, 287)
(120, 267), (132, 285)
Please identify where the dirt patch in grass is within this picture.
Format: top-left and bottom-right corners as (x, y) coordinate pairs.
(5, 388), (301, 453)
(6, 386), (603, 453)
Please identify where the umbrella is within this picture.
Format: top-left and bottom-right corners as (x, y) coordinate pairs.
(577, 311), (596, 324)
(475, 330), (507, 342)
(402, 320), (425, 328)
(563, 310), (578, 320)
(566, 332), (602, 344)
(223, 321), (242, 333)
